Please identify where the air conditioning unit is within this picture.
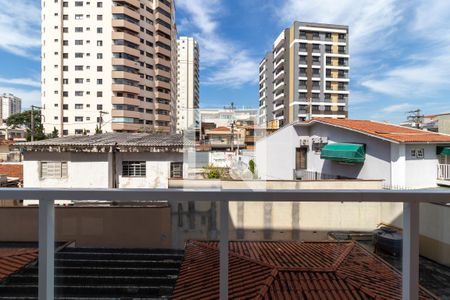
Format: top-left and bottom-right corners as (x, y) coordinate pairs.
(300, 138), (309, 146)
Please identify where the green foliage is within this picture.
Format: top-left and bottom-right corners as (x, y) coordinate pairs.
(95, 125), (102, 134)
(203, 164), (223, 179)
(6, 110), (46, 141)
(248, 159), (256, 175)
(47, 127), (59, 139)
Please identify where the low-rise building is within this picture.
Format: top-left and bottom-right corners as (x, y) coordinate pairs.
(20, 133), (190, 205)
(256, 118), (450, 189)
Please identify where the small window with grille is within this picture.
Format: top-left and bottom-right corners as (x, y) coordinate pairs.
(122, 161), (146, 177)
(170, 162), (183, 178)
(40, 162), (68, 179)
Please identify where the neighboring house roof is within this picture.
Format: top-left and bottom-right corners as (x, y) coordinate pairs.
(308, 118), (450, 143)
(19, 133), (193, 152)
(0, 164), (23, 180)
(0, 140), (14, 146)
(0, 248), (38, 281)
(172, 240), (437, 300)
(208, 127), (231, 133)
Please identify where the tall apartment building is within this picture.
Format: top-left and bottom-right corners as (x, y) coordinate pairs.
(258, 22), (349, 128)
(1, 93), (22, 122)
(41, 0), (177, 136)
(176, 36), (200, 133)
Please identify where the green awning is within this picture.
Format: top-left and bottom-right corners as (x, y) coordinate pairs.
(320, 143), (365, 163)
(437, 146), (450, 156)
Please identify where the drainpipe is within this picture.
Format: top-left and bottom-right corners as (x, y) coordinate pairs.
(111, 143), (118, 188)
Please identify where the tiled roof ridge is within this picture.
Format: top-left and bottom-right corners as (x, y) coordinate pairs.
(369, 119), (450, 136)
(254, 268), (279, 300)
(191, 240), (355, 272)
(190, 240), (278, 270)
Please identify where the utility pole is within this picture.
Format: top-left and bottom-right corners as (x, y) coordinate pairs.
(98, 111), (109, 132)
(30, 105), (42, 142)
(230, 121), (235, 152)
(406, 109), (424, 129)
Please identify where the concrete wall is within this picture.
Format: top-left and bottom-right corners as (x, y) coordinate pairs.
(404, 144), (439, 188)
(0, 206), (171, 248)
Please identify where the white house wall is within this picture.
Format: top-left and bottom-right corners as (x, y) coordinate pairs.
(308, 124), (392, 184)
(404, 144), (439, 188)
(255, 125), (304, 180)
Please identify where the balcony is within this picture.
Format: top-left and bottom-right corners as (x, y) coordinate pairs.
(0, 185), (447, 299)
(112, 5), (140, 20)
(437, 164), (450, 186)
(112, 19), (140, 34)
(112, 31), (140, 45)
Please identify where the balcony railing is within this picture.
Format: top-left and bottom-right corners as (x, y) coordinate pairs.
(437, 164), (450, 180)
(0, 188), (448, 300)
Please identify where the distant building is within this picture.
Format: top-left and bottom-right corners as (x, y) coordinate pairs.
(256, 118), (450, 189)
(176, 37), (200, 133)
(21, 133), (190, 205)
(258, 22), (349, 128)
(200, 108), (257, 128)
(41, 0), (178, 135)
(1, 93), (21, 122)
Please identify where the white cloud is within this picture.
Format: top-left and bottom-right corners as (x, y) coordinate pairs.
(0, 0), (40, 58)
(0, 77), (40, 88)
(382, 103), (412, 114)
(177, 0), (258, 87)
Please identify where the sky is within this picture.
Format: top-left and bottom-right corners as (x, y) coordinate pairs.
(1, 0), (450, 123)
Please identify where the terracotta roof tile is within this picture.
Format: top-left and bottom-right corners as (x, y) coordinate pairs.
(173, 241), (437, 300)
(0, 164), (23, 179)
(310, 118), (450, 143)
(0, 248), (38, 281)
(209, 127), (231, 132)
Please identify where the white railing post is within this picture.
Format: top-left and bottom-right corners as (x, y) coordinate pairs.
(39, 198), (55, 300)
(219, 200), (229, 300)
(402, 202), (419, 300)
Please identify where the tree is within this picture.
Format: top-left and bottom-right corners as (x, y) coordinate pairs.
(47, 127), (59, 139)
(248, 159), (257, 178)
(6, 110), (46, 141)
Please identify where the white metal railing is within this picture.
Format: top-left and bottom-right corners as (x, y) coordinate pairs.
(0, 188), (449, 300)
(437, 163), (450, 180)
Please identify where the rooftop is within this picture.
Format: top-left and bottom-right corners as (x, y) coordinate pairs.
(173, 240), (437, 299)
(0, 164), (23, 180)
(0, 247), (37, 282)
(306, 118), (450, 143)
(19, 133), (192, 152)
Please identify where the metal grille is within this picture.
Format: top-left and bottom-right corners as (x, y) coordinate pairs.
(40, 162), (68, 179)
(170, 162), (183, 178)
(122, 161), (146, 177)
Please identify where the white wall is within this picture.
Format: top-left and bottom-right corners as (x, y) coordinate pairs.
(256, 125), (302, 180)
(404, 144), (439, 188)
(308, 124), (392, 183)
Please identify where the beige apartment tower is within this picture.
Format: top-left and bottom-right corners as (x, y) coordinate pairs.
(41, 0), (177, 135)
(258, 22), (349, 128)
(176, 37), (199, 133)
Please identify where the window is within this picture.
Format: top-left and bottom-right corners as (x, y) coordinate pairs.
(75, 91), (83, 96)
(75, 1), (83, 6)
(170, 162), (183, 178)
(75, 14), (83, 20)
(75, 27), (83, 32)
(63, 104), (68, 110)
(75, 116), (84, 122)
(97, 66), (103, 72)
(97, 92), (103, 97)
(75, 104), (83, 109)
(97, 2), (102, 7)
(75, 78), (83, 84)
(97, 79), (103, 84)
(75, 53), (83, 58)
(97, 40), (102, 46)
(411, 148), (425, 159)
(97, 15), (102, 20)
(97, 27), (103, 33)
(122, 161), (146, 177)
(75, 65), (83, 71)
(40, 162), (68, 179)
(97, 104), (103, 110)
(75, 40), (83, 45)
(63, 117), (68, 122)
(97, 53), (103, 59)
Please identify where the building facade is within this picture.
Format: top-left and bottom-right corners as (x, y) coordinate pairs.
(256, 118), (450, 189)
(41, 0), (177, 136)
(0, 93), (21, 122)
(258, 22), (349, 128)
(176, 37), (199, 133)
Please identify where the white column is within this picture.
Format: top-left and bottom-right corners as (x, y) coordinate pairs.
(219, 200), (229, 300)
(402, 202), (419, 300)
(39, 199), (55, 300)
